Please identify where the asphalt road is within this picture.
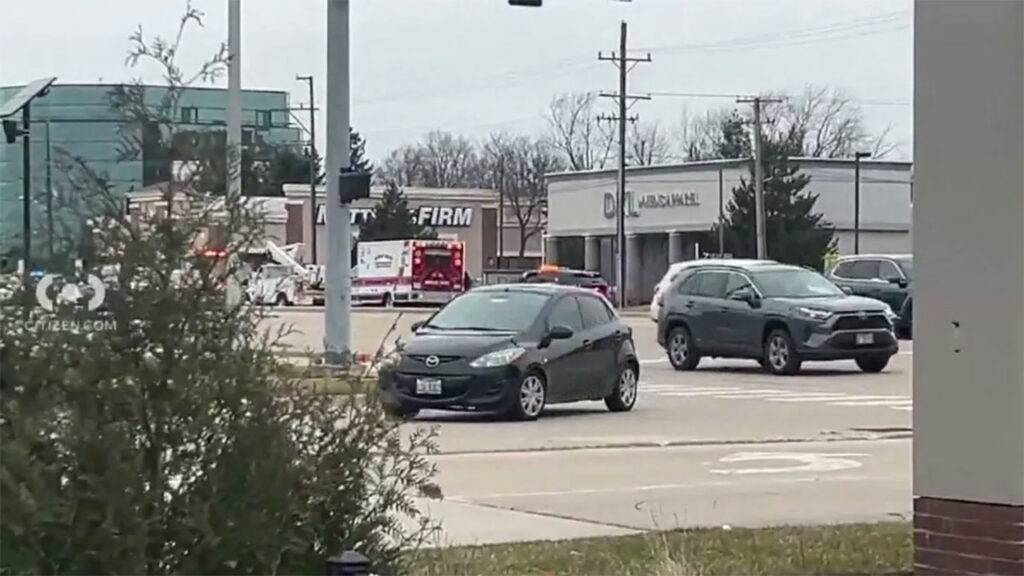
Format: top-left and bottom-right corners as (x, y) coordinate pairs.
(264, 307), (913, 546)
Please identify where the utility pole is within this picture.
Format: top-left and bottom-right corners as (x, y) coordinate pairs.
(45, 119), (53, 259)
(226, 0), (242, 198)
(853, 151), (871, 254)
(598, 21), (650, 308)
(296, 74), (318, 265)
(717, 168), (725, 254)
(736, 96), (783, 259)
(324, 0), (352, 364)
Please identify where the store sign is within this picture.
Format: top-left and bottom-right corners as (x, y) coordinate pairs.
(602, 191), (700, 219)
(316, 204), (473, 227)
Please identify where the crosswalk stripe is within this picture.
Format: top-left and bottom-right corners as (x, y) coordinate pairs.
(763, 393), (851, 401)
(711, 390), (798, 399)
(657, 388), (746, 397)
(829, 399), (913, 407)
(642, 386), (732, 393)
(774, 394), (906, 403)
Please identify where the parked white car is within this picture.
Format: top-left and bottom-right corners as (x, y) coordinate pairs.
(649, 259), (772, 321)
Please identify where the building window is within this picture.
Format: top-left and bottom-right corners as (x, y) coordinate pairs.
(255, 110), (272, 129)
(180, 106), (199, 124)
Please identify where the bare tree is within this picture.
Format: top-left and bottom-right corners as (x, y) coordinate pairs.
(545, 92), (614, 171)
(627, 120), (671, 166)
(776, 86), (900, 159)
(377, 145), (424, 187)
(676, 107), (732, 161)
(482, 133), (564, 258)
(419, 130), (480, 188)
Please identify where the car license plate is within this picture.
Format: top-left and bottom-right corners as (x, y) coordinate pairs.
(416, 378), (443, 395)
(856, 333), (875, 345)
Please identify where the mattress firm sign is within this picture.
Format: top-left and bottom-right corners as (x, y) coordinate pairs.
(602, 191), (700, 219)
(315, 204), (473, 227)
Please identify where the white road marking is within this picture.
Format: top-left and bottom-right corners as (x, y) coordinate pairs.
(772, 394), (907, 403)
(829, 399), (913, 407)
(639, 358), (668, 365)
(890, 406), (913, 411)
(655, 385), (745, 393)
(710, 452), (869, 475)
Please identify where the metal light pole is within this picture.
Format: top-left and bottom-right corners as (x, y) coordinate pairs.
(853, 151), (871, 254)
(226, 0), (243, 197)
(296, 74), (318, 265)
(324, 0), (352, 364)
(45, 119), (53, 259)
(21, 104), (31, 272)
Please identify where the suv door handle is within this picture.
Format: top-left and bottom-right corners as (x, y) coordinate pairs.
(684, 301), (695, 309)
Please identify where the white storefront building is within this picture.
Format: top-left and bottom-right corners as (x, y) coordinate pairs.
(545, 157), (913, 304)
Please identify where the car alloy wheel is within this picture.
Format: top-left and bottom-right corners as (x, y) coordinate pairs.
(768, 335), (789, 371)
(519, 375), (545, 419)
(670, 333), (688, 365)
(618, 367), (637, 407)
(764, 329), (801, 375)
(667, 326), (700, 371)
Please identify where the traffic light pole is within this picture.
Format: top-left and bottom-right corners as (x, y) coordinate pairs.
(324, 0), (352, 365)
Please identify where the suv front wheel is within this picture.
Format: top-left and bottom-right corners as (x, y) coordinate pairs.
(764, 329), (802, 375)
(667, 326), (701, 371)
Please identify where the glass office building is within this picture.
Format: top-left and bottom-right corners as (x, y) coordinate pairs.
(0, 83), (302, 264)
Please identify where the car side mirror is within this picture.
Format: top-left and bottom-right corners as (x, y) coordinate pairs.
(730, 288), (761, 308)
(548, 325), (574, 340)
(887, 276), (908, 288)
(841, 286), (854, 295)
(411, 320), (425, 332)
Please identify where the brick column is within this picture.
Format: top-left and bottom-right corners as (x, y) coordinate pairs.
(914, 2), (1024, 574)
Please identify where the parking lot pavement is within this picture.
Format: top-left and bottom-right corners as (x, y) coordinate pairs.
(426, 437), (910, 544)
(268, 309), (913, 543)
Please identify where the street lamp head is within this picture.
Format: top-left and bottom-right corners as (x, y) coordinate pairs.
(854, 151), (872, 159)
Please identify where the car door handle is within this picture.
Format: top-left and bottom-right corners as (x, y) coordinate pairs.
(582, 339), (593, 348)
(684, 301), (695, 309)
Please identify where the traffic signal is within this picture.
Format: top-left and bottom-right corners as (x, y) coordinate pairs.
(508, 0), (542, 5)
(338, 169), (371, 204)
(3, 120), (22, 144)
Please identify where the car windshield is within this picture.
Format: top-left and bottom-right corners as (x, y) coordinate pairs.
(753, 268), (845, 298)
(424, 290), (550, 332)
(895, 257), (913, 280)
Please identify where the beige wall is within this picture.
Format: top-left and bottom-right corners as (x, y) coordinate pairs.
(833, 230), (911, 255)
(914, 0), (1024, 505)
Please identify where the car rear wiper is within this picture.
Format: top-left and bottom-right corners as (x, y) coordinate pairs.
(446, 326), (509, 332)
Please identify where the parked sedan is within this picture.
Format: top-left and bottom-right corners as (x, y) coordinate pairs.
(378, 284), (639, 420)
(657, 261), (899, 374)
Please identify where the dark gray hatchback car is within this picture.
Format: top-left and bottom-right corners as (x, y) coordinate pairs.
(656, 261), (899, 374)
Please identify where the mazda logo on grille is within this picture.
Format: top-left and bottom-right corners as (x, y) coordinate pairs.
(424, 355), (440, 368)
(858, 311), (867, 319)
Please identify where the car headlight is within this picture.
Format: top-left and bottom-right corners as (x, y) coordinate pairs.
(883, 306), (898, 321)
(469, 346), (526, 368)
(795, 306), (833, 321)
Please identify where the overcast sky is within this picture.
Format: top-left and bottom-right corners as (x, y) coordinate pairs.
(1, 0), (913, 162)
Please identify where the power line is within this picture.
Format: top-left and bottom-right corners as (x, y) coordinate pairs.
(648, 91), (911, 107)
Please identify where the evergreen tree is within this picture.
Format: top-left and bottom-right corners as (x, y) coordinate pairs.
(720, 125), (835, 269)
(350, 130), (373, 174)
(358, 181), (436, 241)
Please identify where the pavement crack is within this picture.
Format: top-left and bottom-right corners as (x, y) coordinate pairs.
(447, 497), (644, 533)
(434, 433), (913, 457)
